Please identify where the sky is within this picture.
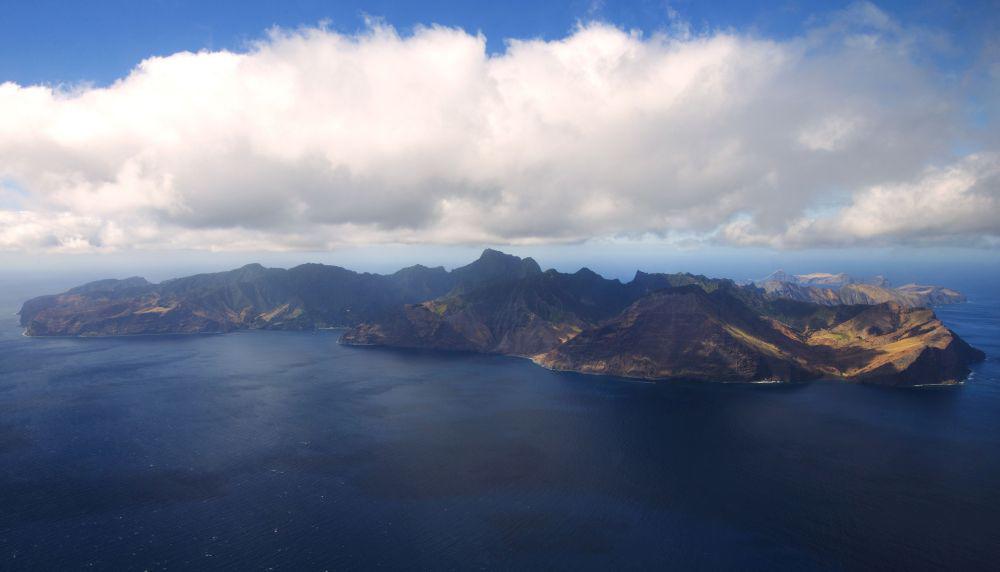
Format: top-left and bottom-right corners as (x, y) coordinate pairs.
(0, 0), (998, 281)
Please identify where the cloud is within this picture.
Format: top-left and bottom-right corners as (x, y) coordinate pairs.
(720, 152), (1000, 248)
(0, 6), (996, 252)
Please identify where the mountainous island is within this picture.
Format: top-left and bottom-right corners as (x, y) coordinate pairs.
(19, 250), (984, 387)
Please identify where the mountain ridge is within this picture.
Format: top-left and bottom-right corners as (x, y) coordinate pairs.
(755, 270), (966, 308)
(18, 250), (984, 387)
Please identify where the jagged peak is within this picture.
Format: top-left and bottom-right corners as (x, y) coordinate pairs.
(761, 269), (790, 283)
(522, 257), (542, 273)
(453, 249), (542, 281)
(476, 248), (539, 267)
(478, 248), (507, 259)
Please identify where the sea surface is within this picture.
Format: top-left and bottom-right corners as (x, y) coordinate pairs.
(0, 290), (998, 570)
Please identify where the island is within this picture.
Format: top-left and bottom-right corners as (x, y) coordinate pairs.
(754, 270), (967, 307)
(19, 249), (985, 387)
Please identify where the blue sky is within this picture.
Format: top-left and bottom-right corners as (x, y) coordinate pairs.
(2, 0), (996, 86)
(0, 0), (997, 276)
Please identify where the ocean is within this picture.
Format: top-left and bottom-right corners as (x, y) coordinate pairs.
(0, 286), (998, 569)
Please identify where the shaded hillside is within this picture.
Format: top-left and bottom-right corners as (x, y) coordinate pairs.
(342, 267), (637, 356)
(20, 250), (984, 386)
(19, 251), (536, 336)
(341, 255), (983, 386)
(533, 285), (819, 382)
(535, 290), (983, 386)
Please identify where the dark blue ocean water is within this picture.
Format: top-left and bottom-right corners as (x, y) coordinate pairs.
(0, 293), (998, 570)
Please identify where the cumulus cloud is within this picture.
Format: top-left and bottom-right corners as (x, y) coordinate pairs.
(0, 4), (996, 252)
(721, 153), (1000, 247)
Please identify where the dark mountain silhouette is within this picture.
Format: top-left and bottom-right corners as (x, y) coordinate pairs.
(19, 250), (983, 386)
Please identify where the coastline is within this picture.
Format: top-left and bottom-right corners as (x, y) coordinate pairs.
(24, 324), (984, 389)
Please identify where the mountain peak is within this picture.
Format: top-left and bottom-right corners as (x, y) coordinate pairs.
(478, 248), (507, 259)
(762, 269), (790, 283)
(477, 248), (541, 266)
(451, 249), (541, 286)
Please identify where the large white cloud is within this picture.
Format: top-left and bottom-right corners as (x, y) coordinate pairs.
(0, 4), (996, 252)
(721, 152), (1000, 248)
